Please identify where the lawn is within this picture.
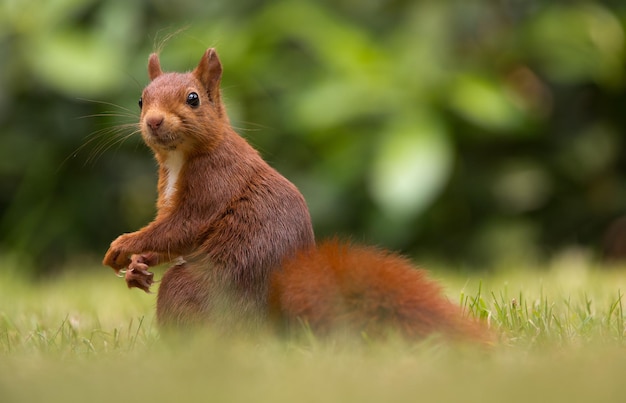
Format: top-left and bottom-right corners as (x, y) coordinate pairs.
(2, 256), (626, 403)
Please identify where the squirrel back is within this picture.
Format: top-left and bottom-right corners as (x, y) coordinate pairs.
(103, 48), (490, 343)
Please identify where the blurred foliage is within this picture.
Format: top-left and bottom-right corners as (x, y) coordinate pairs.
(1, 0), (626, 273)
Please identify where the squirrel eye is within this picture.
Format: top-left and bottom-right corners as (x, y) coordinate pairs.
(138, 97), (143, 109)
(186, 92), (200, 108)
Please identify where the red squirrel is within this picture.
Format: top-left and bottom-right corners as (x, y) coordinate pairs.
(103, 48), (489, 342)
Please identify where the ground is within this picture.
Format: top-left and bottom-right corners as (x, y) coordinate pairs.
(2, 256), (626, 403)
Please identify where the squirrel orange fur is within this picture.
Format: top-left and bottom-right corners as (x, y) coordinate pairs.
(103, 48), (489, 342)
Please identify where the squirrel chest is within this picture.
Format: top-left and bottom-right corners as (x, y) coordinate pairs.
(162, 150), (184, 205)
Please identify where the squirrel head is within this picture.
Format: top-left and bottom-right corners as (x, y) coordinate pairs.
(138, 48), (227, 158)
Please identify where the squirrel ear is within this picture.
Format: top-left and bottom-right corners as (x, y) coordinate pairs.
(193, 48), (223, 106)
(148, 53), (163, 81)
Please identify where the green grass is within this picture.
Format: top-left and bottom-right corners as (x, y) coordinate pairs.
(3, 258), (626, 403)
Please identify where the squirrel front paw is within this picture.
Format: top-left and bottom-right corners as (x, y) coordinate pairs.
(103, 248), (129, 273)
(124, 254), (158, 293)
(129, 252), (160, 269)
(125, 267), (155, 293)
(102, 234), (135, 272)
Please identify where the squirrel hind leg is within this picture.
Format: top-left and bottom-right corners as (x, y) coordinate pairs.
(269, 239), (491, 343)
(157, 260), (270, 334)
(157, 262), (210, 329)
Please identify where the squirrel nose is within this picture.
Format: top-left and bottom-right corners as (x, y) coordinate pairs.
(146, 115), (164, 131)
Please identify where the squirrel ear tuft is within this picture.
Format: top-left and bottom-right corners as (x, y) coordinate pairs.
(193, 48), (223, 106)
(148, 53), (163, 81)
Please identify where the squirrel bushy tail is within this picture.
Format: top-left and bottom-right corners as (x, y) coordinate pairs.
(269, 239), (490, 343)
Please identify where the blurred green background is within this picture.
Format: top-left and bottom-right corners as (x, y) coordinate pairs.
(2, 0), (626, 275)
